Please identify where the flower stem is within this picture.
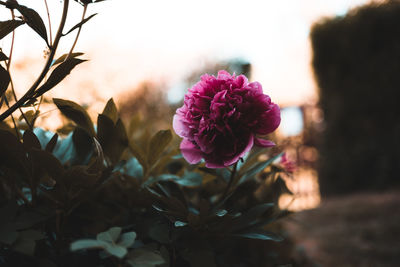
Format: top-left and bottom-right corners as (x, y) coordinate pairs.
(221, 162), (238, 200)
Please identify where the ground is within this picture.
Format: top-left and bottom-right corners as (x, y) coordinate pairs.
(284, 190), (400, 267)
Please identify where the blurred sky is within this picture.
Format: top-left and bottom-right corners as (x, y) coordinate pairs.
(1, 0), (371, 107)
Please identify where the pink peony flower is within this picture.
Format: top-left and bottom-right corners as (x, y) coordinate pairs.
(173, 70), (281, 168)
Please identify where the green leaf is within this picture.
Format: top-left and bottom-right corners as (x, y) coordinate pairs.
(97, 227), (122, 243)
(232, 229), (283, 241)
(148, 130), (172, 165)
(232, 203), (274, 231)
(175, 172), (202, 187)
(103, 243), (128, 259)
(45, 133), (58, 153)
(118, 231), (136, 248)
(52, 52), (84, 66)
(126, 249), (165, 267)
(63, 13), (97, 36)
(97, 115), (128, 164)
(53, 98), (95, 137)
(16, 5), (48, 45)
(102, 98), (118, 123)
(35, 58), (86, 97)
(30, 149), (64, 179)
(174, 221), (187, 227)
(70, 239), (107, 251)
(0, 20), (24, 40)
(0, 51), (8, 61)
(0, 64), (10, 96)
(238, 152), (283, 185)
(23, 129), (42, 151)
(129, 141), (147, 173)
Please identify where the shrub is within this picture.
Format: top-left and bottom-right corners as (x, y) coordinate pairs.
(0, 1), (294, 266)
(311, 1), (400, 195)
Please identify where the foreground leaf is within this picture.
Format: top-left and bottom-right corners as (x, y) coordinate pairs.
(0, 20), (24, 40)
(232, 229), (283, 241)
(53, 98), (95, 136)
(126, 249), (165, 267)
(16, 5), (48, 45)
(0, 65), (10, 96)
(63, 13), (97, 36)
(52, 52), (84, 66)
(35, 58), (86, 97)
(148, 130), (172, 165)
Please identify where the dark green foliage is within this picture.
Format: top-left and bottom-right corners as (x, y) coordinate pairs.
(0, 20), (24, 40)
(14, 4), (49, 46)
(0, 64), (10, 96)
(0, 98), (292, 266)
(63, 14), (97, 36)
(311, 1), (400, 195)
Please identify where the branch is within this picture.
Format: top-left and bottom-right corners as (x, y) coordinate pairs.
(0, 0), (70, 122)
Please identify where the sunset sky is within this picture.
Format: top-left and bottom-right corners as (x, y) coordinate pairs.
(1, 0), (372, 108)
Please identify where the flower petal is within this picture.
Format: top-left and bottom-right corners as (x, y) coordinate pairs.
(180, 139), (202, 164)
(223, 134), (254, 166)
(254, 138), (275, 147)
(173, 114), (189, 138)
(256, 103), (281, 135)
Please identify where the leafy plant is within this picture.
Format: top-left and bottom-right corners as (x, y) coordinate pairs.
(0, 1), (296, 266)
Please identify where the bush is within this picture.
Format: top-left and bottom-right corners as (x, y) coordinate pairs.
(311, 1), (400, 195)
(0, 1), (295, 266)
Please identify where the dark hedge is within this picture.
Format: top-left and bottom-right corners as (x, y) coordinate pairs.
(310, 1), (400, 195)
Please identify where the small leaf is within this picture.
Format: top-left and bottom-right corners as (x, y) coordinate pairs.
(126, 249), (165, 267)
(129, 141), (147, 173)
(174, 221), (187, 227)
(0, 51), (9, 61)
(23, 129), (41, 151)
(35, 58), (86, 97)
(63, 13), (97, 36)
(52, 52), (84, 66)
(118, 232), (136, 248)
(148, 130), (172, 165)
(102, 98), (118, 123)
(16, 5), (48, 44)
(103, 243), (128, 259)
(97, 227), (122, 243)
(215, 209), (228, 217)
(238, 152), (283, 185)
(0, 64), (10, 96)
(53, 98), (95, 137)
(70, 239), (107, 251)
(175, 172), (202, 187)
(0, 20), (24, 40)
(45, 133), (58, 152)
(232, 230), (283, 241)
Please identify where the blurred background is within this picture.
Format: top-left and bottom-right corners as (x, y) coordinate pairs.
(2, 0), (400, 266)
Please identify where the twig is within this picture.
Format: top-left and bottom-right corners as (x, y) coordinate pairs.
(7, 9), (33, 129)
(0, 0), (70, 122)
(43, 0), (53, 46)
(66, 3), (87, 60)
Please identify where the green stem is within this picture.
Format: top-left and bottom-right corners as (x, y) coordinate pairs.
(221, 162), (238, 200)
